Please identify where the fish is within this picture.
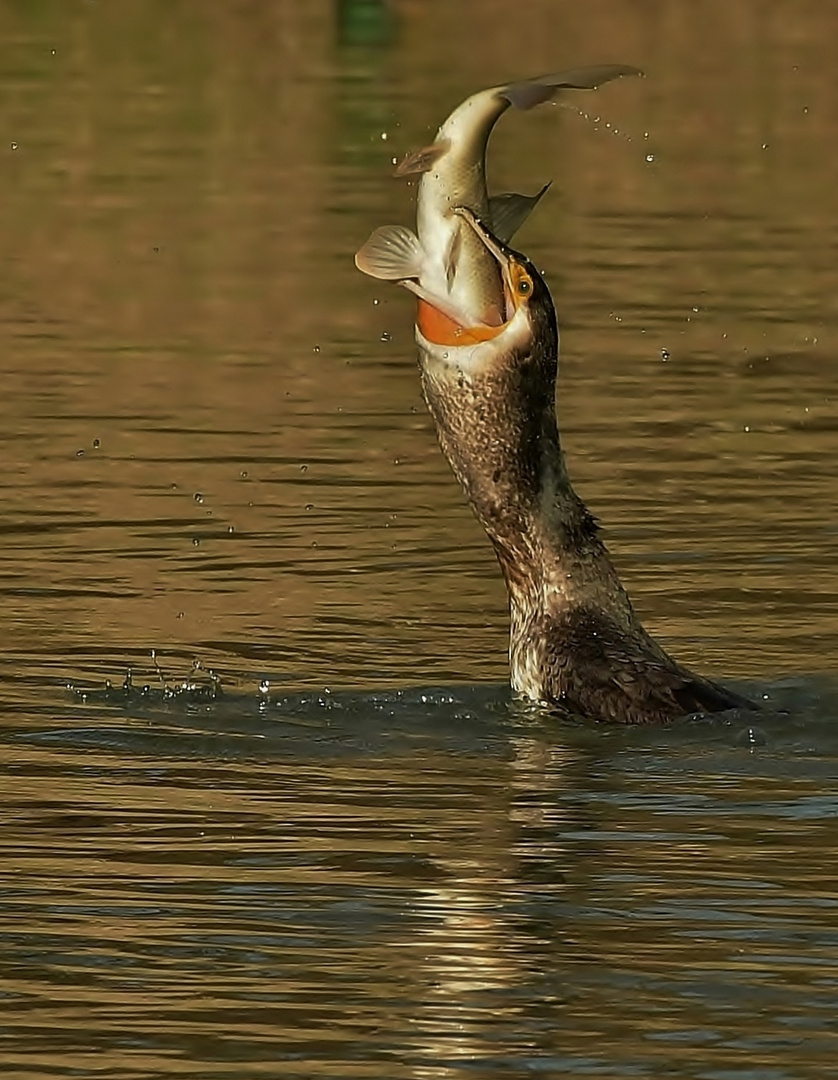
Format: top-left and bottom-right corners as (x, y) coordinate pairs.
(414, 207), (757, 723)
(354, 64), (641, 329)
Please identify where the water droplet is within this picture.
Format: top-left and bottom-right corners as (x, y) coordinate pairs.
(259, 679), (271, 694)
(240, 470), (248, 479)
(692, 306), (700, 313)
(227, 525), (234, 534)
(300, 464), (307, 472)
(194, 492), (204, 503)
(192, 537), (200, 546)
(743, 425), (750, 433)
(10, 142), (18, 150)
(661, 349), (670, 360)
(761, 142), (768, 150)
(736, 725), (767, 748)
(75, 449), (84, 457)
(393, 458), (400, 465)
(305, 503), (314, 511)
(373, 298), (380, 306)
(645, 153), (654, 162)
(380, 131), (388, 141)
(92, 438), (100, 449)
(312, 344), (320, 353)
(380, 331), (392, 342)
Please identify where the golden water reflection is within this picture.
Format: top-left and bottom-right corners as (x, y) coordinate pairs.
(1, 0), (836, 692)
(0, 2), (837, 1076)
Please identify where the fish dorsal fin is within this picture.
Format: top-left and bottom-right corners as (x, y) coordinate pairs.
(394, 139), (451, 177)
(354, 225), (425, 281)
(502, 64), (642, 111)
(489, 182), (552, 243)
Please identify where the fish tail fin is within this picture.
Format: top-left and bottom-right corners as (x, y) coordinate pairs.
(503, 64), (642, 111)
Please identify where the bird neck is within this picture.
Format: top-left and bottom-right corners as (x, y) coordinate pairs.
(419, 343), (635, 633)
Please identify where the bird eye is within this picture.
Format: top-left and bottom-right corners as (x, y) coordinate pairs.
(517, 277), (531, 296)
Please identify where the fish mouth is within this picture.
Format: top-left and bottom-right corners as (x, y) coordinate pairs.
(413, 208), (524, 348)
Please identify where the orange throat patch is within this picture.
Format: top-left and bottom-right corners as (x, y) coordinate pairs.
(416, 299), (506, 347)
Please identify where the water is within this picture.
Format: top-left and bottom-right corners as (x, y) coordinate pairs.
(1, 2), (837, 1076)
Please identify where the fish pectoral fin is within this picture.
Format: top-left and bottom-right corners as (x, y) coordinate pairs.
(354, 225), (425, 281)
(394, 139), (450, 177)
(502, 64), (642, 111)
(489, 183), (552, 243)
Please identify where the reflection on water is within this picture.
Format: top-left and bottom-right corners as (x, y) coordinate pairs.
(3, 686), (838, 1078)
(0, 1), (837, 1077)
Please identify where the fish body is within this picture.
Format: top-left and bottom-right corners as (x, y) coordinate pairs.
(355, 65), (641, 330)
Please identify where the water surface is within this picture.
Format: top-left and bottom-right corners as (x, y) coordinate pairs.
(0, 2), (836, 1077)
